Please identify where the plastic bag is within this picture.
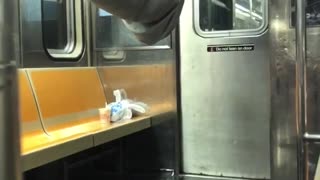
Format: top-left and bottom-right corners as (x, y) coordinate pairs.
(107, 89), (149, 122)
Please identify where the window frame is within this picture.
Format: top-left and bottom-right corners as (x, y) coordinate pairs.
(193, 0), (269, 38)
(42, 0), (84, 60)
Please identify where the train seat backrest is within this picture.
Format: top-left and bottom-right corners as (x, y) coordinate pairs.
(27, 68), (106, 135)
(98, 65), (177, 114)
(18, 70), (47, 154)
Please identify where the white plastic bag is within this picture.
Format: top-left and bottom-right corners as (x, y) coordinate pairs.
(107, 89), (149, 122)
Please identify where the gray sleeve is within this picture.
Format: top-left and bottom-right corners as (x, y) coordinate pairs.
(92, 0), (184, 45)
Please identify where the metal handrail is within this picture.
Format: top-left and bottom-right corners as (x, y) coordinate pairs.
(304, 133), (320, 142)
(296, 0), (306, 180)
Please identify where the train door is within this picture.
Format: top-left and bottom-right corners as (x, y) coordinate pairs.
(179, 0), (271, 179)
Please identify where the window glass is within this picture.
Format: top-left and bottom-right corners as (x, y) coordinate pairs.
(95, 9), (171, 50)
(43, 0), (71, 50)
(198, 0), (265, 32)
(291, 0), (320, 27)
(42, 0), (83, 59)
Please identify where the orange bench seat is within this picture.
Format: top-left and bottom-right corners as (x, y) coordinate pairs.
(20, 66), (175, 171)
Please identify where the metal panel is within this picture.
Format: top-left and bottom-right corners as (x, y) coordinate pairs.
(180, 0), (270, 179)
(268, 0), (298, 180)
(0, 0), (20, 63)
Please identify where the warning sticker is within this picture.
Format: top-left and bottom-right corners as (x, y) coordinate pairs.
(207, 44), (255, 52)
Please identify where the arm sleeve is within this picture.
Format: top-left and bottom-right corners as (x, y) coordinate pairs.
(92, 0), (184, 45)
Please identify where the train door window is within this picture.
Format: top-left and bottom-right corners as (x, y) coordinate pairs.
(194, 0), (267, 37)
(42, 0), (84, 59)
(94, 8), (171, 51)
(291, 0), (320, 27)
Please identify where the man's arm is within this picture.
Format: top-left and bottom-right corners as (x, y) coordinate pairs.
(92, 0), (184, 45)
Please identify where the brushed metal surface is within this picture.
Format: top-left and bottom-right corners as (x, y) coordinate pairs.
(0, 0), (20, 63)
(180, 0), (270, 179)
(269, 0), (298, 180)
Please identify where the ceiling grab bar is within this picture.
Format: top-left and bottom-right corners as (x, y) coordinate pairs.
(0, 0), (22, 180)
(296, 0), (307, 180)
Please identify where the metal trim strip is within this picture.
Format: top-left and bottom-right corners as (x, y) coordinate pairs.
(25, 69), (49, 135)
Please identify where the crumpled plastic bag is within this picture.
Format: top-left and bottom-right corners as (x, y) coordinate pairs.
(107, 89), (149, 122)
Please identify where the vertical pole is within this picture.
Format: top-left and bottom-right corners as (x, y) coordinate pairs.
(296, 0), (306, 179)
(0, 0), (22, 180)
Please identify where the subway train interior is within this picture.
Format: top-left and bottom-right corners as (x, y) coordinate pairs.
(2, 0), (320, 180)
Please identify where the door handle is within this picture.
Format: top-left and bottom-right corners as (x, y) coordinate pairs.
(304, 133), (320, 143)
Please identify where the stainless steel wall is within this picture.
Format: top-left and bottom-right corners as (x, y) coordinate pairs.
(0, 0), (20, 63)
(269, 0), (298, 180)
(0, 0), (22, 180)
(179, 0), (271, 179)
(269, 0), (320, 179)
